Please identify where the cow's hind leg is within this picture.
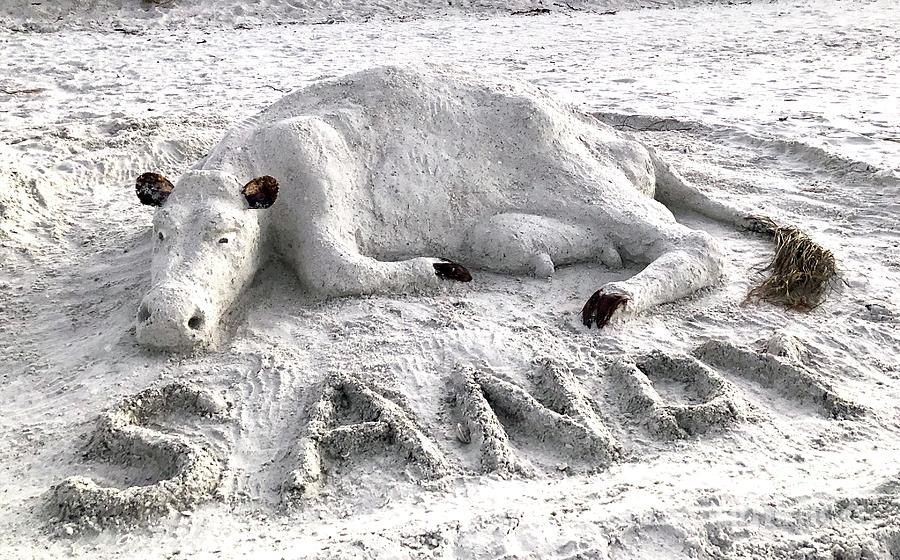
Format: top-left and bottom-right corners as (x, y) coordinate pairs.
(582, 216), (726, 329)
(465, 213), (623, 278)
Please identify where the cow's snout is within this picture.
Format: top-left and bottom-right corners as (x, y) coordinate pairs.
(137, 300), (205, 331)
(135, 286), (212, 348)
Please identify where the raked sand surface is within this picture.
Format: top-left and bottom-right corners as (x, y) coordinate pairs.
(1, 1), (900, 558)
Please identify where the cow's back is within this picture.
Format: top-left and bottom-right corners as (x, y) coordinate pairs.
(204, 66), (653, 256)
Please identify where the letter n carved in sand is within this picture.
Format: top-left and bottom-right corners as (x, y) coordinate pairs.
(451, 361), (622, 477)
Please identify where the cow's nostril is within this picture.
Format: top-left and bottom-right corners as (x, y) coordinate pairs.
(187, 311), (205, 331)
(137, 303), (151, 323)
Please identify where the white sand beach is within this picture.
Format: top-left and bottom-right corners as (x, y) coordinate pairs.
(1, 1), (899, 558)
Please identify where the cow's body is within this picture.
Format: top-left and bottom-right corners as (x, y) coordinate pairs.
(136, 66), (740, 349)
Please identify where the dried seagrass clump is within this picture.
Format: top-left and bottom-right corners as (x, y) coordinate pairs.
(746, 216), (837, 310)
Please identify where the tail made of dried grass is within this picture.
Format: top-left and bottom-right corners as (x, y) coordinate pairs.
(745, 215), (837, 310)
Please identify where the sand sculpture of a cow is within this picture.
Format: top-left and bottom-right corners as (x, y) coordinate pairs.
(133, 66), (792, 349)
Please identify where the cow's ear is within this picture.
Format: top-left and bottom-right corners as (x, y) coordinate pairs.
(241, 176), (279, 209)
(136, 172), (174, 207)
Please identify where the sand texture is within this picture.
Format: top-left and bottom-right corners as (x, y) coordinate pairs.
(1, 1), (900, 558)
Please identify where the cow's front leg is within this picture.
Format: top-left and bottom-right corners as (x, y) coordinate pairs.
(433, 260), (473, 282)
(260, 115), (471, 298)
(582, 224), (725, 329)
(293, 237), (471, 298)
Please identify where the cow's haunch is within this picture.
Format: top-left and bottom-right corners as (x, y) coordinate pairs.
(133, 65), (753, 349)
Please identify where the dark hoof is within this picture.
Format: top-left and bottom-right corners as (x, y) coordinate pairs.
(581, 289), (630, 329)
(433, 260), (472, 282)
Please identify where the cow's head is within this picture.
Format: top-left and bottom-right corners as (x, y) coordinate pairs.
(134, 170), (279, 349)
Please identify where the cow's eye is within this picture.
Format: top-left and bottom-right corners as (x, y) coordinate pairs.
(157, 231), (165, 241)
(218, 237), (229, 244)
